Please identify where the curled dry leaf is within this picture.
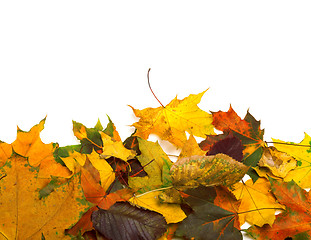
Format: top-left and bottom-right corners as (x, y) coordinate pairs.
(256, 146), (296, 179)
(170, 154), (249, 188)
(273, 133), (311, 188)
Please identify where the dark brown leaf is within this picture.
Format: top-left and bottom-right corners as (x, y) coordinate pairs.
(207, 134), (243, 162)
(91, 202), (167, 240)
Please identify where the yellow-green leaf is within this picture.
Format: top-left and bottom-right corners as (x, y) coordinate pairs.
(170, 154), (248, 188)
(129, 138), (171, 192)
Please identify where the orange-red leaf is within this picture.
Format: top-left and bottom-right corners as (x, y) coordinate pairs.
(212, 106), (265, 168)
(247, 179), (311, 239)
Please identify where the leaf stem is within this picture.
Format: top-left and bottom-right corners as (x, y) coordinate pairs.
(265, 141), (311, 148)
(147, 68), (165, 108)
(237, 207), (285, 216)
(134, 186), (174, 198)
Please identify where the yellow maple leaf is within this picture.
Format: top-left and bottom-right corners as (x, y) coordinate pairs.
(99, 131), (136, 161)
(272, 134), (311, 188)
(232, 178), (284, 227)
(0, 153), (91, 239)
(130, 90), (214, 147)
(129, 191), (186, 224)
(11, 118), (71, 179)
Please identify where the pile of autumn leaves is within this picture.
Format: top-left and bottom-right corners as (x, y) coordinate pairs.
(1, 90), (311, 240)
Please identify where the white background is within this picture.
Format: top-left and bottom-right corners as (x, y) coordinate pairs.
(1, 1), (310, 239)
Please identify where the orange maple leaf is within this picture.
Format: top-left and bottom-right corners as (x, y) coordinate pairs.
(212, 106), (265, 167)
(11, 118), (71, 179)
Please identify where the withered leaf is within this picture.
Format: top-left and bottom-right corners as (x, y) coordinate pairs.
(256, 146), (296, 179)
(170, 154), (248, 188)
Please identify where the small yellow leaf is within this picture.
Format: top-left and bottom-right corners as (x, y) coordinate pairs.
(129, 191), (186, 224)
(61, 151), (87, 175)
(87, 150), (115, 191)
(99, 132), (136, 161)
(178, 135), (207, 159)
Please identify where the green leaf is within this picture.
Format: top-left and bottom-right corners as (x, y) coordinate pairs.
(103, 115), (115, 137)
(72, 121), (103, 154)
(162, 157), (173, 187)
(176, 201), (242, 240)
(94, 118), (103, 131)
